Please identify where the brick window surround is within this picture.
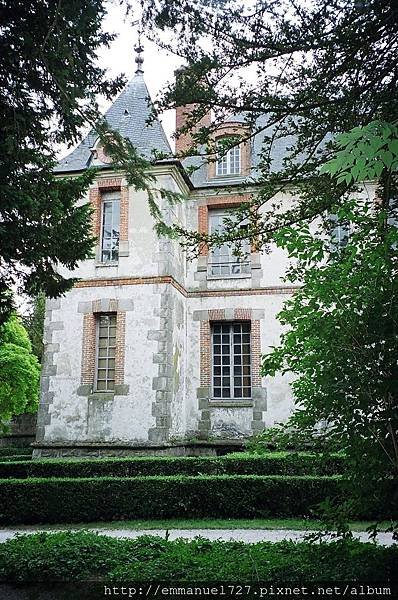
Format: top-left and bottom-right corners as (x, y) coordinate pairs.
(80, 299), (126, 393)
(207, 123), (251, 180)
(89, 177), (129, 260)
(198, 194), (252, 257)
(199, 308), (262, 393)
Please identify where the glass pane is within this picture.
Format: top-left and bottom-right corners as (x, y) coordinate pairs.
(222, 388), (231, 398)
(97, 380), (106, 391)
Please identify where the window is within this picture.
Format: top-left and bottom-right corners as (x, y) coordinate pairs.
(100, 192), (120, 262)
(208, 210), (251, 276)
(329, 215), (350, 251)
(212, 322), (251, 399)
(95, 314), (116, 391)
(216, 145), (241, 176)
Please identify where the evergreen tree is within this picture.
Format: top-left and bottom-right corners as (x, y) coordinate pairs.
(22, 293), (46, 364)
(0, 0), (126, 324)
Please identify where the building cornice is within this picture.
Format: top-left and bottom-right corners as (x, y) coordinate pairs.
(74, 275), (298, 298)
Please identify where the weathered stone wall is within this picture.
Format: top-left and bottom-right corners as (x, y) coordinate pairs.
(35, 166), (305, 455)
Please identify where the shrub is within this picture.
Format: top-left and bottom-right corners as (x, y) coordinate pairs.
(0, 474), (394, 526)
(0, 531), (397, 583)
(0, 452), (345, 479)
(0, 455), (32, 463)
(0, 447), (31, 457)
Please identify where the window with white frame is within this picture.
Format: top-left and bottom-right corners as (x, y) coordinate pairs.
(211, 321), (252, 399)
(100, 191), (120, 262)
(216, 144), (241, 176)
(95, 314), (116, 391)
(329, 214), (350, 251)
(208, 209), (251, 276)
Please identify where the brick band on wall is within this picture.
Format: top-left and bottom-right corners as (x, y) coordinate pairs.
(81, 314), (96, 385)
(115, 311), (126, 385)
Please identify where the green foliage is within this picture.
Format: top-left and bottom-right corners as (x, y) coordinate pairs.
(0, 531), (396, 583)
(0, 447), (32, 457)
(0, 474), (371, 525)
(246, 427), (340, 454)
(0, 452), (345, 479)
(261, 124), (398, 528)
(0, 316), (40, 432)
(1, 472), (396, 525)
(321, 121), (398, 184)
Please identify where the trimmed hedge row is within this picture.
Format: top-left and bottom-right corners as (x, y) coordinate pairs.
(0, 455), (33, 463)
(0, 474), (393, 525)
(0, 452), (345, 479)
(1, 531), (397, 583)
(0, 447), (31, 457)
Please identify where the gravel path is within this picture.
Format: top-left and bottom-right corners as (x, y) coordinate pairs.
(0, 528), (394, 545)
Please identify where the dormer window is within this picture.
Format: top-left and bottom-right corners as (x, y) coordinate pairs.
(216, 145), (241, 176)
(100, 191), (120, 263)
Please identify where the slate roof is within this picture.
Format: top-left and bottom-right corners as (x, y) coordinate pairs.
(55, 72), (171, 173)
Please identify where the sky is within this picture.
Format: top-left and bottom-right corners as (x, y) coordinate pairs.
(58, 0), (182, 160)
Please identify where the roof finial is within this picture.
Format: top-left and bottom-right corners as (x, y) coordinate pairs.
(132, 19), (144, 74)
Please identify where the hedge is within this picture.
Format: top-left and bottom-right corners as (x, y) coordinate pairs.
(0, 455), (32, 463)
(0, 531), (397, 583)
(0, 452), (345, 479)
(0, 474), (393, 525)
(0, 447), (31, 457)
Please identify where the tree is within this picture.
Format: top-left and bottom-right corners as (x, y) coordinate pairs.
(0, 315), (40, 432)
(261, 122), (398, 527)
(0, 0), (127, 324)
(22, 293), (46, 364)
(142, 0), (398, 251)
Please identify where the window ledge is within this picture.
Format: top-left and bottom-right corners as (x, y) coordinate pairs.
(207, 273), (251, 280)
(209, 400), (253, 408)
(95, 262), (119, 268)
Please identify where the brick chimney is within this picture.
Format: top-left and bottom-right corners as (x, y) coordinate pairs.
(175, 104), (211, 155)
(174, 67), (211, 155)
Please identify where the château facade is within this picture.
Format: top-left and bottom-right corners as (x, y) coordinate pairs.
(34, 58), (301, 457)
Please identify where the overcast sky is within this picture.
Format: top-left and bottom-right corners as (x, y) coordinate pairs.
(58, 0), (181, 159)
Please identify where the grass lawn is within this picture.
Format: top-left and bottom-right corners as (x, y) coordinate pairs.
(1, 517), (392, 532)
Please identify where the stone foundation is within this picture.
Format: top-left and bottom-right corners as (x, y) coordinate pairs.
(31, 440), (245, 459)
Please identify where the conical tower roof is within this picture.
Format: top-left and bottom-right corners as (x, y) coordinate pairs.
(55, 71), (171, 173)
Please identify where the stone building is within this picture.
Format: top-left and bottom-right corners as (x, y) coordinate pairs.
(34, 54), (301, 457)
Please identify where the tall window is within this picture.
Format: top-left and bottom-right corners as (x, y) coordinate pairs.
(212, 322), (251, 399)
(216, 145), (241, 176)
(95, 314), (116, 391)
(208, 210), (251, 276)
(329, 215), (350, 251)
(101, 191), (120, 262)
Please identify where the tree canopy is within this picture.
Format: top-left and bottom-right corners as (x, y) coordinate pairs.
(0, 0), (127, 324)
(142, 0), (398, 251)
(261, 122), (398, 526)
(0, 315), (40, 432)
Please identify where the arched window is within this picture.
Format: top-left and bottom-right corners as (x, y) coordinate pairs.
(216, 141), (241, 176)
